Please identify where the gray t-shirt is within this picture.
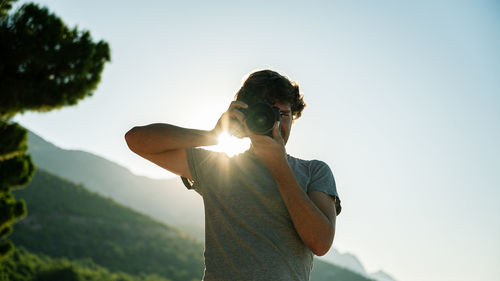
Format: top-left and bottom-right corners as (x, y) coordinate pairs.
(185, 148), (340, 281)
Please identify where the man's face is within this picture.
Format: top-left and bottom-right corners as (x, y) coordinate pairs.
(273, 101), (293, 145)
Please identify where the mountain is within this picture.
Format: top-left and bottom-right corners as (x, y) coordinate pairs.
(320, 250), (367, 275)
(369, 270), (399, 281)
(310, 259), (376, 281)
(319, 249), (398, 281)
(27, 131), (205, 240)
(11, 169), (204, 281)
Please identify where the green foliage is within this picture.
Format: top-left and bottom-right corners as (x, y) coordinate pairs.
(1, 248), (173, 281)
(0, 1), (110, 261)
(0, 240), (13, 258)
(12, 169), (204, 281)
(0, 225), (12, 238)
(0, 122), (32, 261)
(0, 0), (17, 18)
(0, 122), (27, 160)
(0, 192), (26, 227)
(0, 155), (34, 192)
(0, 3), (111, 118)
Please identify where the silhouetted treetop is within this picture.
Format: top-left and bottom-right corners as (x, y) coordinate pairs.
(0, 2), (111, 118)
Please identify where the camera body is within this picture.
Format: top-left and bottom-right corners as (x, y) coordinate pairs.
(239, 101), (281, 137)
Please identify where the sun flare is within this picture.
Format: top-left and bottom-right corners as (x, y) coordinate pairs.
(208, 132), (251, 157)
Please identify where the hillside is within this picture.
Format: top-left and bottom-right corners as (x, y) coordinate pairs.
(27, 131), (205, 240)
(2, 247), (172, 281)
(318, 250), (397, 281)
(11, 169), (204, 281)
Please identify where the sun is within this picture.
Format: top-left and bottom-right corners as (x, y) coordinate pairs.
(207, 132), (251, 157)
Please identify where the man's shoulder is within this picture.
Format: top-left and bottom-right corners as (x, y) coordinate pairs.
(286, 154), (329, 169)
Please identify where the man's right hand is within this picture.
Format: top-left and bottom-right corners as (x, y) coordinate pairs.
(212, 101), (249, 138)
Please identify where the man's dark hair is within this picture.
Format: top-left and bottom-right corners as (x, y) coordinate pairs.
(235, 70), (306, 119)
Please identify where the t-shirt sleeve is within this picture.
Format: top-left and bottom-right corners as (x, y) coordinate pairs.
(308, 160), (342, 215)
(183, 147), (227, 195)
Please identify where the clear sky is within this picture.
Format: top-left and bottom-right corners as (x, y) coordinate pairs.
(13, 1), (500, 281)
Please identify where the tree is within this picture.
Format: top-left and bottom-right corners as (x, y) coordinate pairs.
(0, 0), (110, 260)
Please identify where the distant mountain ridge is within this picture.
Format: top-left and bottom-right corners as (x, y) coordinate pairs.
(26, 130), (397, 281)
(319, 250), (398, 281)
(27, 131), (205, 240)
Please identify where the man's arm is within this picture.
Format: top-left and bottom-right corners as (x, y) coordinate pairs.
(248, 123), (337, 256)
(125, 123), (218, 179)
(270, 161), (336, 256)
(124, 101), (248, 179)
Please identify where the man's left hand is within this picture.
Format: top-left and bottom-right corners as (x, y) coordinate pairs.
(248, 121), (287, 170)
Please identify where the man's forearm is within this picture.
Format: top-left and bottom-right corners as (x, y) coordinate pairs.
(269, 159), (335, 256)
(125, 123), (218, 153)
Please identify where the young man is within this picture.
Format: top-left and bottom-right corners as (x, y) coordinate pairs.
(125, 70), (341, 281)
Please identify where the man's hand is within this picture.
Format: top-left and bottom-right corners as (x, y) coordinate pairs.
(248, 121), (287, 170)
(212, 101), (248, 138)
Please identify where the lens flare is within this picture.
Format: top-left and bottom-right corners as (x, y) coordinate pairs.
(208, 132), (250, 157)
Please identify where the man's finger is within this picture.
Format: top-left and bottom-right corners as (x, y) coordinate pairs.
(272, 121), (282, 141)
(228, 101), (248, 111)
(227, 118), (243, 135)
(228, 109), (245, 123)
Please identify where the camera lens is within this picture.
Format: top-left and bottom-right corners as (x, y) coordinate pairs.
(244, 102), (280, 136)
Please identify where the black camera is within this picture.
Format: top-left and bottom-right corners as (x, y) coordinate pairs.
(239, 101), (281, 137)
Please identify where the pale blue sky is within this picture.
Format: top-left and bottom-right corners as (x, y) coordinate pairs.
(13, 1), (500, 281)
